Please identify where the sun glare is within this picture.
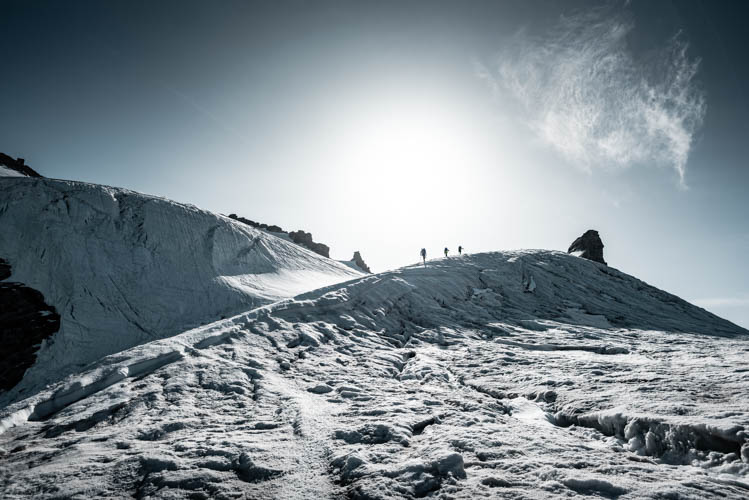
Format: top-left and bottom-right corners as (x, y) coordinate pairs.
(330, 96), (487, 225)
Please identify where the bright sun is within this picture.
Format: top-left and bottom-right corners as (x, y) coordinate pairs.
(332, 98), (483, 215)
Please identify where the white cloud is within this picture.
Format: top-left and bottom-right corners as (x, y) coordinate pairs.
(480, 8), (706, 186)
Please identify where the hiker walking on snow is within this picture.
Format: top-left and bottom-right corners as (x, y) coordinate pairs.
(420, 248), (427, 267)
(444, 247), (449, 257)
(458, 245), (463, 255)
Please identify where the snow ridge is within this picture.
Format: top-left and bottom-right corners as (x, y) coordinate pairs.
(1, 250), (747, 498)
(0, 177), (361, 402)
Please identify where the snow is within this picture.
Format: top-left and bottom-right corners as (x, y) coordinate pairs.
(1, 246), (747, 498)
(0, 165), (25, 177)
(338, 258), (370, 274)
(0, 177), (362, 403)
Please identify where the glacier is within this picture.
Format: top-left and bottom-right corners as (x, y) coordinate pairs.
(0, 178), (361, 402)
(1, 177), (748, 498)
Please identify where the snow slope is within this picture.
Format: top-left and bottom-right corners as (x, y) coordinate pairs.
(1, 250), (747, 498)
(0, 165), (25, 178)
(0, 177), (362, 402)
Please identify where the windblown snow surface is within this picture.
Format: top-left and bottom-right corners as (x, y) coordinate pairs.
(0, 178), (362, 402)
(1, 249), (748, 499)
(0, 166), (26, 178)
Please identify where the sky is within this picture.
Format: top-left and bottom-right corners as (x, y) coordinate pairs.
(2, 0), (748, 329)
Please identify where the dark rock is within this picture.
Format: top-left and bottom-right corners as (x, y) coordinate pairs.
(352, 251), (371, 273)
(227, 213), (332, 258)
(0, 259), (10, 280)
(227, 213), (269, 230)
(288, 230), (330, 258)
(568, 230), (607, 265)
(226, 214), (286, 234)
(0, 258), (60, 392)
(0, 153), (42, 177)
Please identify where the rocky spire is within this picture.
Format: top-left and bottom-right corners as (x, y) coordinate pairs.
(352, 251), (371, 273)
(568, 229), (606, 265)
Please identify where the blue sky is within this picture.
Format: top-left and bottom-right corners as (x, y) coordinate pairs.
(2, 0), (748, 328)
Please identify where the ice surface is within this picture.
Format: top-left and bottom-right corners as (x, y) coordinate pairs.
(0, 249), (747, 498)
(0, 178), (361, 401)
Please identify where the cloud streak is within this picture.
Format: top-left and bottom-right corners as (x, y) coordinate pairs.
(480, 8), (706, 186)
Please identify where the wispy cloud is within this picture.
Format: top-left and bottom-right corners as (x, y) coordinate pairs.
(478, 7), (706, 186)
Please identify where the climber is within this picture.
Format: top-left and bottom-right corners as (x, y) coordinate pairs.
(458, 245), (463, 255)
(444, 247), (449, 257)
(420, 248), (427, 266)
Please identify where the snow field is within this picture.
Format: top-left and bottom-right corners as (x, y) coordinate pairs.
(1, 250), (747, 498)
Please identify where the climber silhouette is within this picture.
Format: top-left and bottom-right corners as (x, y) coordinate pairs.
(420, 248), (427, 267)
(444, 247), (449, 257)
(458, 245), (463, 255)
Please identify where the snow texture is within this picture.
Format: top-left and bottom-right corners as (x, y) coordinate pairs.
(0, 178), (362, 402)
(1, 246), (747, 498)
(0, 166), (25, 178)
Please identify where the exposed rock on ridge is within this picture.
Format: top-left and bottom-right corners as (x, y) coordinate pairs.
(568, 229), (607, 265)
(288, 230), (330, 258)
(226, 214), (283, 233)
(0, 153), (42, 178)
(227, 213), (331, 259)
(351, 251), (371, 273)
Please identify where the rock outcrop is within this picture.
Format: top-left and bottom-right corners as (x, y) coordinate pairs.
(351, 251), (371, 274)
(0, 258), (60, 392)
(227, 214), (331, 258)
(568, 229), (606, 265)
(288, 230), (330, 258)
(0, 153), (42, 177)
(226, 214), (283, 233)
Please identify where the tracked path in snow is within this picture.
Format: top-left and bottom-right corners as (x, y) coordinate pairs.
(266, 371), (342, 499)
